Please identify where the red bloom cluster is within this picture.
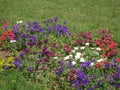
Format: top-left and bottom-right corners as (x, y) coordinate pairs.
(75, 32), (92, 45)
(96, 60), (110, 69)
(0, 30), (15, 44)
(95, 30), (117, 58)
(64, 44), (71, 53)
(67, 69), (77, 81)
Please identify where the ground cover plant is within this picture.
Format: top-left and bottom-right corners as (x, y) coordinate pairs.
(0, 18), (120, 90)
(0, 0), (120, 90)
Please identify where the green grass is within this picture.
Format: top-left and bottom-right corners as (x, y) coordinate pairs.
(0, 69), (48, 90)
(0, 0), (120, 90)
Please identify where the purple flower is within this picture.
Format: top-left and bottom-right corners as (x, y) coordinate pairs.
(117, 66), (120, 71)
(48, 27), (53, 31)
(114, 84), (120, 88)
(80, 62), (90, 68)
(108, 77), (114, 83)
(54, 17), (58, 22)
(28, 66), (33, 71)
(23, 48), (30, 53)
(21, 42), (26, 46)
(29, 35), (37, 43)
(13, 58), (20, 66)
(81, 79), (89, 86)
(32, 52), (37, 55)
(114, 72), (120, 78)
(13, 25), (20, 34)
(33, 22), (39, 28)
(72, 80), (79, 87)
(89, 75), (94, 79)
(43, 58), (48, 63)
(105, 62), (111, 68)
(20, 52), (25, 57)
(13, 58), (23, 69)
(56, 67), (64, 75)
(112, 58), (118, 67)
(22, 34), (29, 38)
(68, 61), (74, 68)
(77, 70), (86, 79)
(28, 42), (34, 46)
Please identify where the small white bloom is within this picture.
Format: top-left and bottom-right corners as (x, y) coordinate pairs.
(80, 46), (85, 50)
(85, 42), (89, 46)
(80, 57), (85, 62)
(75, 52), (82, 59)
(64, 56), (70, 60)
(96, 47), (101, 51)
(54, 57), (58, 59)
(71, 50), (75, 53)
(10, 40), (16, 43)
(74, 47), (79, 50)
(68, 55), (73, 58)
(16, 20), (23, 24)
(90, 62), (95, 66)
(72, 61), (76, 65)
(97, 58), (104, 62)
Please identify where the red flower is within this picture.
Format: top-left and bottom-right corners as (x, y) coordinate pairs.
(117, 58), (120, 63)
(109, 41), (116, 49)
(70, 75), (75, 81)
(51, 42), (57, 48)
(64, 44), (71, 53)
(0, 35), (5, 41)
(102, 54), (106, 58)
(96, 62), (101, 68)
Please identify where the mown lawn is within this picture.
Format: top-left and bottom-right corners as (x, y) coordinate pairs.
(0, 0), (120, 90)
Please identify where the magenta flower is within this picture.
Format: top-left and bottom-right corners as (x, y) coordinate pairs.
(64, 44), (71, 53)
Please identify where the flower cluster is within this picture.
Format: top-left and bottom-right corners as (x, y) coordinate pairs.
(0, 19), (120, 90)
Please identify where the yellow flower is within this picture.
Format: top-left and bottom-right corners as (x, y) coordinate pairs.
(7, 57), (14, 63)
(0, 58), (4, 67)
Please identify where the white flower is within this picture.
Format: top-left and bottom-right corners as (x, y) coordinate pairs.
(71, 50), (75, 53)
(68, 55), (73, 58)
(85, 42), (89, 46)
(90, 62), (95, 66)
(97, 58), (104, 62)
(16, 20), (23, 24)
(75, 52), (82, 59)
(96, 47), (101, 51)
(64, 55), (72, 60)
(80, 46), (85, 50)
(80, 57), (85, 62)
(74, 47), (79, 50)
(72, 61), (76, 65)
(54, 57), (58, 59)
(10, 40), (16, 43)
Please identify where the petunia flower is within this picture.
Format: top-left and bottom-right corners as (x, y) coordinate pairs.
(80, 57), (85, 62)
(80, 46), (85, 50)
(72, 61), (76, 65)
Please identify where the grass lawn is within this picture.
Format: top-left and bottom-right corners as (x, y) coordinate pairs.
(0, 0), (120, 90)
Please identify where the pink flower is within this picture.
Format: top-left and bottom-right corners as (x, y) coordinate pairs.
(64, 44), (71, 53)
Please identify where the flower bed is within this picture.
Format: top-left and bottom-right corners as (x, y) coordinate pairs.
(0, 18), (120, 90)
